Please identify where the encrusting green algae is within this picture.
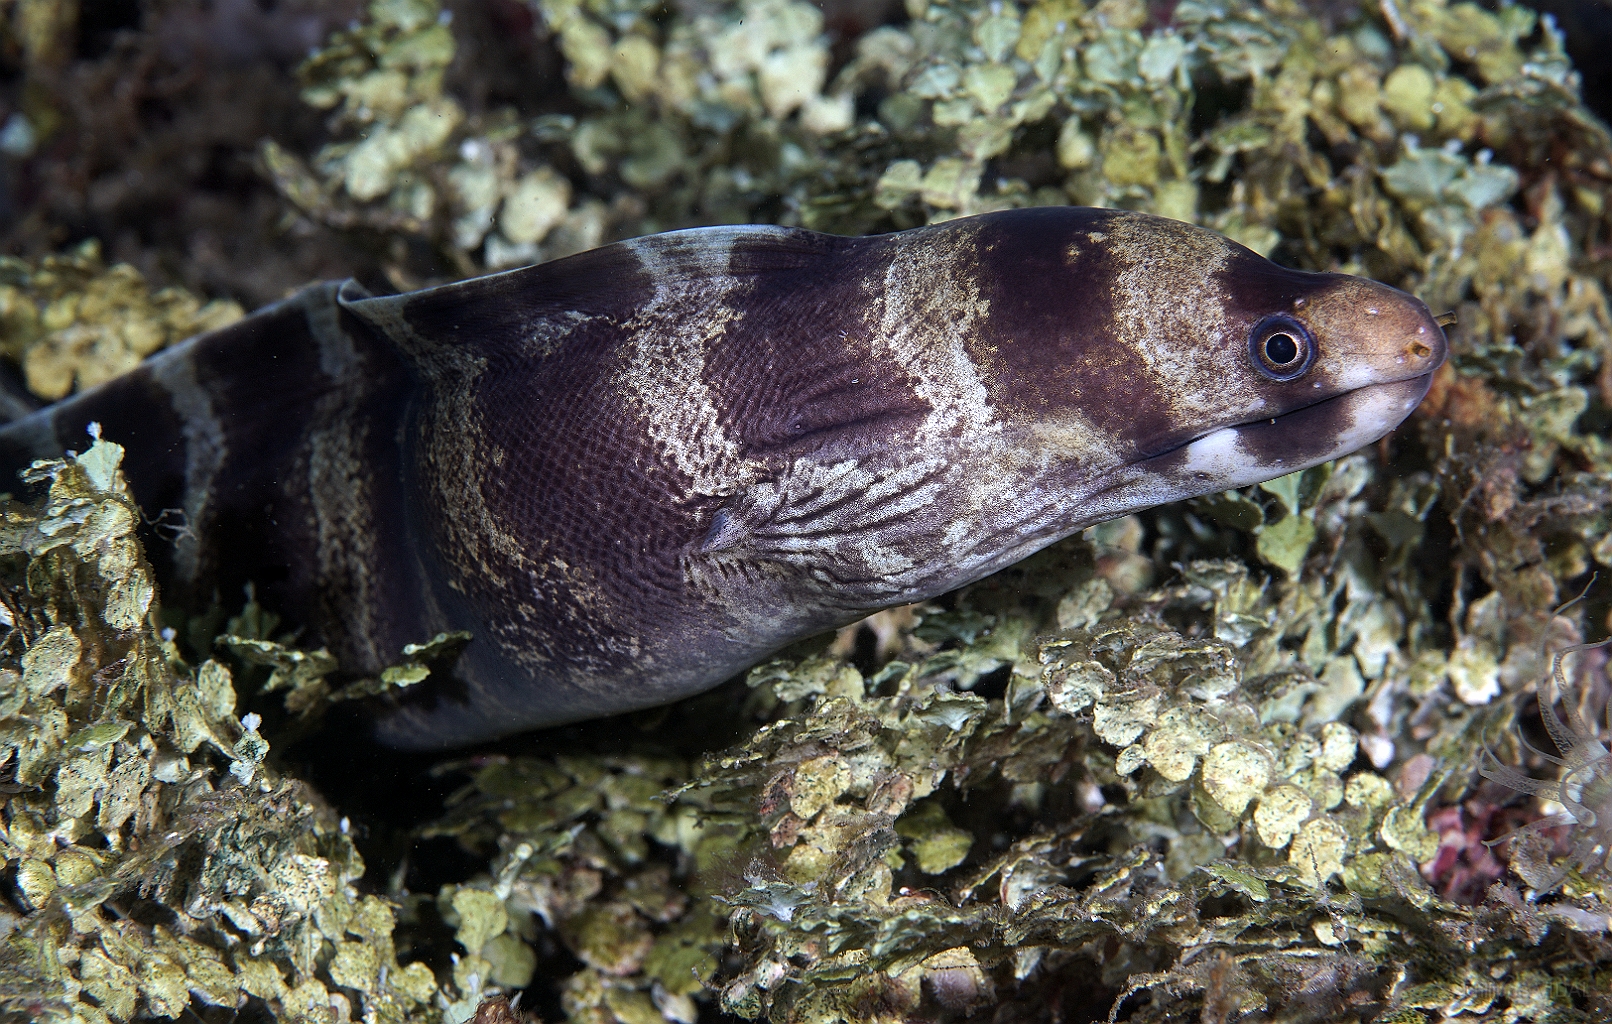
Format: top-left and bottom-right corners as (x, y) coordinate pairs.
(3, 0), (1612, 1021)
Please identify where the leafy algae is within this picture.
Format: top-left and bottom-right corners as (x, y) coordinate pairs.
(0, 434), (441, 1023)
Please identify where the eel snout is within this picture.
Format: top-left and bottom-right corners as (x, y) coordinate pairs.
(1297, 275), (1448, 393)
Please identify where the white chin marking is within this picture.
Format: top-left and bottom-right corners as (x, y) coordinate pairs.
(1177, 427), (1263, 487)
(1337, 378), (1427, 447)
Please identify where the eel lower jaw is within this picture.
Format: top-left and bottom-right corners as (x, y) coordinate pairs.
(1071, 372), (1436, 527)
(1149, 371), (1437, 489)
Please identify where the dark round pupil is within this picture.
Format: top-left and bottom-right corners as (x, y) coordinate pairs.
(1265, 332), (1299, 365)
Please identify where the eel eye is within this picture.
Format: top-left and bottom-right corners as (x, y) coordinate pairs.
(1248, 314), (1315, 381)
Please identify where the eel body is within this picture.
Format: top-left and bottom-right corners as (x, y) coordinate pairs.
(0, 207), (1446, 747)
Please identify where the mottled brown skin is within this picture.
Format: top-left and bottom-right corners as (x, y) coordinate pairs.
(0, 208), (1446, 747)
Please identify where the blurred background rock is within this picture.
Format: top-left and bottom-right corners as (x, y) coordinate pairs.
(2, 0), (1598, 308)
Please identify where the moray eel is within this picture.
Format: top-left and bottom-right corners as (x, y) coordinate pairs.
(0, 207), (1445, 748)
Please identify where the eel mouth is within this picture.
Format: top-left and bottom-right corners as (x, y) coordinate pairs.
(1135, 371), (1437, 489)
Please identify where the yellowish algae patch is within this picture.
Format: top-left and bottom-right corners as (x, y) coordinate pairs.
(0, 241), (243, 400)
(289, 0), (462, 208)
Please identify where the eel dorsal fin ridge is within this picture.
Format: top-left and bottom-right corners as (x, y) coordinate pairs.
(338, 225), (858, 378)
